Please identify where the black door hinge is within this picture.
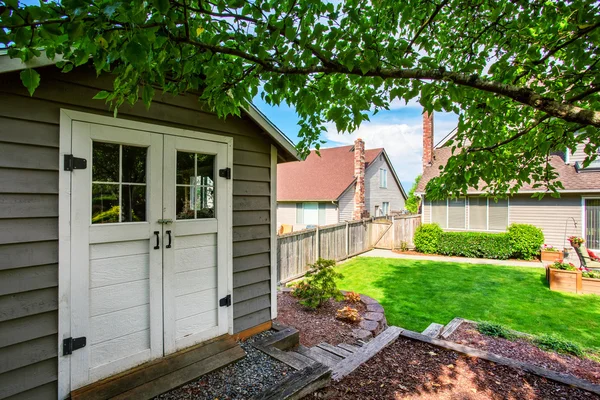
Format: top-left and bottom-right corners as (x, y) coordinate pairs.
(64, 155), (87, 171)
(218, 167), (231, 179)
(63, 336), (87, 356)
(219, 294), (232, 307)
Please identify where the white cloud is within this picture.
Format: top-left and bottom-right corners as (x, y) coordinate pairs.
(324, 112), (458, 187)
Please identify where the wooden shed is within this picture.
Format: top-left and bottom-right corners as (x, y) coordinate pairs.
(0, 55), (299, 399)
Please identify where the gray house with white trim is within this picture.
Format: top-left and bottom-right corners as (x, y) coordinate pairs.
(0, 55), (299, 399)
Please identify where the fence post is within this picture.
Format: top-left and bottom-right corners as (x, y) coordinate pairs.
(391, 216), (395, 250)
(345, 221), (349, 259)
(315, 225), (320, 261)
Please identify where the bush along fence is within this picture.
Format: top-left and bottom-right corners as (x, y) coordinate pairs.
(414, 223), (544, 260)
(277, 215), (421, 283)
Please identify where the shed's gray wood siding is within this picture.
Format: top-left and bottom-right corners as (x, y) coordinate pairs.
(365, 153), (406, 215)
(0, 66), (278, 399)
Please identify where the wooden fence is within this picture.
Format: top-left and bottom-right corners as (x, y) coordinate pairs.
(277, 215), (421, 283)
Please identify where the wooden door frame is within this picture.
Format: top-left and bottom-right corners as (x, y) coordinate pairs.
(58, 109), (234, 399)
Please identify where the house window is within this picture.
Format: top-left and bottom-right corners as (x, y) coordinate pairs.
(448, 198), (466, 229)
(382, 202), (390, 216)
(585, 199), (600, 249)
(431, 199), (447, 228)
(467, 197), (509, 231)
(296, 202), (327, 226)
(380, 168), (388, 188)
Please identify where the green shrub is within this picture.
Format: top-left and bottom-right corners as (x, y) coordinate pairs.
(508, 223), (544, 260)
(477, 321), (515, 340)
(533, 334), (584, 357)
(437, 231), (512, 259)
(414, 223), (443, 254)
(550, 261), (577, 271)
(583, 270), (600, 279)
(292, 258), (344, 309)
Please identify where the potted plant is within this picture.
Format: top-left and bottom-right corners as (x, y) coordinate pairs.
(547, 261), (581, 293)
(581, 270), (600, 295)
(540, 244), (563, 263)
(568, 236), (585, 248)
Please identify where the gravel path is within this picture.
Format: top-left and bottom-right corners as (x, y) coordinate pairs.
(155, 331), (292, 400)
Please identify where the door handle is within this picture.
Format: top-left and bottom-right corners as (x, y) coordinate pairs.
(153, 231), (160, 249)
(166, 230), (172, 249)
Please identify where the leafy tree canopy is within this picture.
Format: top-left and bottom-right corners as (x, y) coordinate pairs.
(405, 174), (421, 214)
(1, 0), (599, 198)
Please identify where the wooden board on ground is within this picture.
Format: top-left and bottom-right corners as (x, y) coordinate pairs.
(317, 343), (354, 358)
(331, 326), (403, 381)
(72, 335), (243, 400)
(400, 329), (600, 397)
(440, 317), (465, 339)
(250, 363), (331, 400)
(422, 323), (444, 338)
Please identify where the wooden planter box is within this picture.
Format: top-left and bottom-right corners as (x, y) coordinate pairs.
(582, 277), (600, 295)
(547, 267), (600, 295)
(541, 250), (563, 263)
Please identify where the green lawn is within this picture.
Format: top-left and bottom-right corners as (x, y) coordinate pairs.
(336, 257), (600, 350)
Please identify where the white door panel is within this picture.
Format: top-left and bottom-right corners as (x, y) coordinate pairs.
(70, 122), (163, 389)
(163, 135), (230, 353)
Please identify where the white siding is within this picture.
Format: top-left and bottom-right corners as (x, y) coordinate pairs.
(365, 154), (405, 216)
(338, 187), (355, 222)
(570, 141), (588, 165)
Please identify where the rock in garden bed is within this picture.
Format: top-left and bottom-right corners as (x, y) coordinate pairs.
(316, 336), (599, 399)
(155, 331), (291, 400)
(447, 321), (600, 385)
(276, 291), (367, 347)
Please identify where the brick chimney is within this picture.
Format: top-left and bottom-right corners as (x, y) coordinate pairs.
(353, 138), (366, 220)
(423, 110), (434, 169)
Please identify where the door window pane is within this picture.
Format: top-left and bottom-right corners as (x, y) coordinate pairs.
(586, 199), (600, 249)
(176, 152), (216, 220)
(92, 183), (120, 224)
(92, 142), (119, 182)
(122, 145), (147, 183)
(121, 185), (146, 222)
(91, 141), (147, 224)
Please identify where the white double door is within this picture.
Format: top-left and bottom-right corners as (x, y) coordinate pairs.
(68, 121), (231, 389)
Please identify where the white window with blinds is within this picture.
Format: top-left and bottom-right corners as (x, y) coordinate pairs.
(296, 202), (327, 226)
(382, 202), (390, 216)
(431, 199), (447, 228)
(585, 198), (600, 250)
(467, 197), (509, 231)
(380, 168), (388, 188)
(448, 198), (466, 229)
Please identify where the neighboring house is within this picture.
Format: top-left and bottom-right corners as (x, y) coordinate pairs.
(277, 139), (407, 230)
(416, 112), (600, 261)
(0, 56), (300, 399)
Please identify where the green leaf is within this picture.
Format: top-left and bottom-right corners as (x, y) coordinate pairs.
(124, 40), (148, 67)
(20, 68), (40, 96)
(142, 85), (155, 110)
(152, 0), (169, 14)
(93, 90), (111, 100)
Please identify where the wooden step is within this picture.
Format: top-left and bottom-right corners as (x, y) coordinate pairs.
(296, 345), (342, 369)
(72, 335), (244, 400)
(250, 363), (331, 400)
(337, 343), (360, 353)
(440, 318), (465, 339)
(332, 326), (403, 381)
(422, 323), (444, 338)
(317, 343), (353, 358)
(258, 345), (317, 370)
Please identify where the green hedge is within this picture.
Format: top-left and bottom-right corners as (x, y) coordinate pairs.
(508, 223), (544, 260)
(414, 223), (443, 254)
(413, 223), (544, 260)
(437, 231), (513, 259)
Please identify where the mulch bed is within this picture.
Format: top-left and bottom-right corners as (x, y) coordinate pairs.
(316, 337), (600, 399)
(447, 322), (600, 385)
(275, 291), (365, 346)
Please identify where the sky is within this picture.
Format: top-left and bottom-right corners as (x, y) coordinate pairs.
(253, 97), (459, 191)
